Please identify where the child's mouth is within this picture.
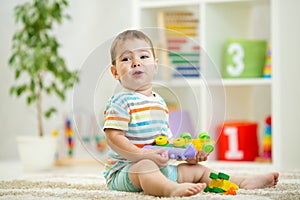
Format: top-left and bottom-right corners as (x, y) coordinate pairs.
(133, 71), (143, 75)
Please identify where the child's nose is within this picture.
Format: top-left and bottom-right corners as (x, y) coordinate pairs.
(132, 59), (141, 68)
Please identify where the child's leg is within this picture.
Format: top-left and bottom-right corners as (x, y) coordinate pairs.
(129, 159), (206, 197)
(230, 172), (279, 189)
(177, 163), (216, 184)
(177, 163), (279, 189)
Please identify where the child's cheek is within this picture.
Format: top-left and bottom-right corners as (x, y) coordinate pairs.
(119, 66), (129, 77)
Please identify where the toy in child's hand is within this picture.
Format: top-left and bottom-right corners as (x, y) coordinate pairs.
(189, 132), (215, 155)
(142, 132), (215, 161)
(143, 142), (197, 160)
(204, 172), (239, 195)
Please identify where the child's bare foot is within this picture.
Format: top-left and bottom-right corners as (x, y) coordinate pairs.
(170, 182), (206, 197)
(239, 172), (279, 189)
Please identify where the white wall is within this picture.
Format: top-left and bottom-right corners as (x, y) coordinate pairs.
(0, 0), (134, 160)
(272, 0), (300, 170)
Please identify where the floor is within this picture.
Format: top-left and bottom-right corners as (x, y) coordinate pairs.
(0, 160), (102, 181)
(0, 159), (276, 181)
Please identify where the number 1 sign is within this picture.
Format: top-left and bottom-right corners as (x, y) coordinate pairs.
(218, 121), (259, 161)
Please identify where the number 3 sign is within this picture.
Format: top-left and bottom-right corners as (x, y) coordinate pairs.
(223, 39), (267, 78)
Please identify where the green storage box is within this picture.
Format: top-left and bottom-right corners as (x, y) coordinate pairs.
(223, 39), (267, 78)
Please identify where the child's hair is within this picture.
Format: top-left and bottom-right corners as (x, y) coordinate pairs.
(110, 30), (155, 65)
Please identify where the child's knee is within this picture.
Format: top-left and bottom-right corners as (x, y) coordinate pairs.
(130, 159), (159, 173)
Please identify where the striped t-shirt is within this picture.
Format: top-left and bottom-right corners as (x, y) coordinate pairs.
(103, 91), (172, 145)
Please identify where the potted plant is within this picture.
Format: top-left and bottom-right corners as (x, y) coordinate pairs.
(8, 0), (79, 171)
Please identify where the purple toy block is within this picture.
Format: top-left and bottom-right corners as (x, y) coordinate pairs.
(143, 144), (197, 160)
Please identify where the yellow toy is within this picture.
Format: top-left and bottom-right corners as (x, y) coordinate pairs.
(191, 132), (215, 154)
(204, 172), (239, 195)
(178, 132), (215, 155)
(155, 136), (168, 146)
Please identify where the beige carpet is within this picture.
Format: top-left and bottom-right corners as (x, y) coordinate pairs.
(0, 162), (299, 200)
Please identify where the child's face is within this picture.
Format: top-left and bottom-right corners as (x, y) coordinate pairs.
(110, 38), (158, 93)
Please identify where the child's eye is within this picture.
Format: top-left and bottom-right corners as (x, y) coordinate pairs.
(121, 57), (131, 62)
(141, 55), (149, 59)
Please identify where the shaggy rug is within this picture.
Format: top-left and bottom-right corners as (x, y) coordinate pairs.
(0, 162), (299, 200)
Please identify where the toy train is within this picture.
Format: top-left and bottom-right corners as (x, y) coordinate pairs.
(142, 132), (215, 161)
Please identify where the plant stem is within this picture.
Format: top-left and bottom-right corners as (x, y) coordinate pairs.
(37, 77), (43, 137)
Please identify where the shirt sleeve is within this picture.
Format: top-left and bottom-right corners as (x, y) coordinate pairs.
(103, 97), (130, 131)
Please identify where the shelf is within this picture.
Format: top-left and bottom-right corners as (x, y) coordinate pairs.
(202, 0), (269, 4)
(222, 78), (272, 86)
(137, 0), (273, 162)
(153, 78), (204, 88)
(140, 0), (201, 9)
(153, 78), (271, 87)
(140, 0), (269, 9)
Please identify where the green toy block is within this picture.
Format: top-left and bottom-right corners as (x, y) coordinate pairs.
(180, 132), (192, 140)
(202, 142), (214, 154)
(212, 187), (225, 193)
(204, 186), (212, 192)
(223, 39), (267, 78)
(218, 172), (230, 180)
(210, 172), (219, 179)
(205, 172), (239, 194)
(199, 132), (210, 139)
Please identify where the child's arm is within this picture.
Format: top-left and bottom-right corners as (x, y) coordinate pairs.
(105, 128), (169, 167)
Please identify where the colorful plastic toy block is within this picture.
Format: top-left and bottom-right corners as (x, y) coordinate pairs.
(204, 172), (239, 195)
(142, 132), (215, 161)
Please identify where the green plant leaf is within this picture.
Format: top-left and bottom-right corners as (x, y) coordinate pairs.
(9, 86), (16, 96)
(16, 85), (27, 96)
(45, 107), (57, 118)
(15, 70), (21, 79)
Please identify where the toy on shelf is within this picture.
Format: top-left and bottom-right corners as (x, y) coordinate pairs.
(142, 132), (215, 161)
(263, 44), (272, 78)
(218, 121), (259, 161)
(262, 115), (272, 159)
(256, 115), (272, 162)
(204, 172), (239, 195)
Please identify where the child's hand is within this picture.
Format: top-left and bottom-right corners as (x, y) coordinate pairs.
(186, 151), (207, 164)
(143, 148), (169, 167)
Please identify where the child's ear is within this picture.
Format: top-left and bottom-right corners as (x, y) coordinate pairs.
(110, 65), (119, 80)
(154, 58), (159, 74)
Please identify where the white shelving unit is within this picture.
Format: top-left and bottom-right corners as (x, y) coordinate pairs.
(132, 0), (272, 161)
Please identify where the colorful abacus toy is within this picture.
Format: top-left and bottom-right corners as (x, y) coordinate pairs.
(95, 135), (107, 152)
(159, 11), (200, 78)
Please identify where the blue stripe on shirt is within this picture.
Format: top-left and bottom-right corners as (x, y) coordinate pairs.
(128, 120), (168, 127)
(127, 127), (168, 134)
